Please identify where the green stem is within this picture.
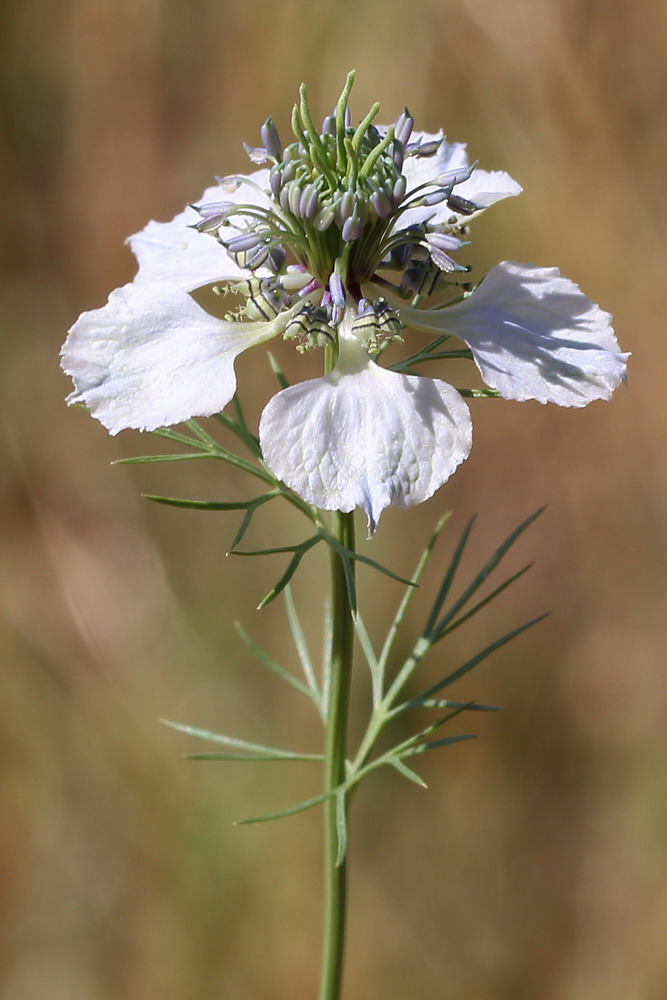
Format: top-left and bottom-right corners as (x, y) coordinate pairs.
(318, 509), (355, 1000)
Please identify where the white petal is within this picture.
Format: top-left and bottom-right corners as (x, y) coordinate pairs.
(404, 261), (629, 407)
(395, 132), (521, 229)
(62, 281), (281, 434)
(259, 333), (472, 533)
(455, 169), (522, 211)
(398, 132), (469, 230)
(127, 169), (272, 290)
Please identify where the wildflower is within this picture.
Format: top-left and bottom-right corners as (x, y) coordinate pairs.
(62, 73), (628, 532)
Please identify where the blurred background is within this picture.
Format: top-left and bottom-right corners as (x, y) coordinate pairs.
(1, 0), (666, 997)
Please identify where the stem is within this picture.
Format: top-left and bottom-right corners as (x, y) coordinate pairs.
(318, 509), (355, 1000)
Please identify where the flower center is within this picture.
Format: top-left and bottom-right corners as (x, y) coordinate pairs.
(196, 72), (481, 355)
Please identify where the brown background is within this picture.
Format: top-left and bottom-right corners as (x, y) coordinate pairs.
(1, 1), (666, 997)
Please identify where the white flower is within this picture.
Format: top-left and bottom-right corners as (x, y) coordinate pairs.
(62, 76), (628, 532)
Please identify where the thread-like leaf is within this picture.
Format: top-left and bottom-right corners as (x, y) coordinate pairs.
(284, 586), (320, 705)
(234, 621), (314, 702)
(432, 508), (545, 639)
(378, 512), (451, 678)
(186, 751), (323, 762)
(436, 564), (532, 638)
(410, 613), (549, 705)
(423, 515), (476, 636)
(236, 789), (336, 825)
(142, 493), (274, 512)
(256, 537), (322, 609)
(160, 718), (319, 760)
(402, 733), (477, 755)
(387, 757), (428, 787)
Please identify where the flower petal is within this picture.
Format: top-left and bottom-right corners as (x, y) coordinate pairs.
(127, 170), (272, 290)
(259, 334), (472, 533)
(397, 130), (521, 228)
(404, 261), (629, 406)
(61, 281), (282, 434)
(455, 169), (522, 212)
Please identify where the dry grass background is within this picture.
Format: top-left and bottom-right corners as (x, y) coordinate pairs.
(1, 0), (666, 997)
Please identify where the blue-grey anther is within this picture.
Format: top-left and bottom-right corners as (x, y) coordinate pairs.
(426, 232), (465, 252)
(226, 231), (265, 253)
(288, 182), (303, 216)
(408, 137), (442, 157)
(392, 176), (407, 206)
(260, 117), (283, 161)
(371, 189), (392, 219)
(329, 271), (345, 310)
(193, 201), (236, 233)
(437, 163), (476, 188)
(299, 183), (319, 219)
(342, 214), (363, 242)
(422, 189), (450, 207)
(270, 166), (282, 199)
(394, 109), (414, 147)
(223, 74), (483, 291)
(446, 193), (479, 216)
(337, 191), (356, 225)
(282, 160), (297, 185)
(312, 206), (334, 232)
(429, 246), (467, 273)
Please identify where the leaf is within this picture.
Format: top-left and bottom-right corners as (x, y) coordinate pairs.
(423, 515), (476, 637)
(353, 613), (382, 706)
(284, 586), (321, 706)
(378, 512), (451, 678)
(141, 493), (275, 512)
(151, 426), (206, 448)
(267, 351), (290, 389)
(402, 733), (477, 755)
(114, 452), (213, 465)
(432, 508), (545, 640)
(387, 757), (428, 787)
(185, 751), (324, 762)
(227, 494), (279, 551)
(234, 622), (315, 702)
(437, 564), (532, 638)
(160, 718), (320, 760)
(410, 698), (502, 712)
(410, 612), (549, 705)
(255, 536), (322, 609)
(185, 418), (222, 450)
(235, 789), (336, 825)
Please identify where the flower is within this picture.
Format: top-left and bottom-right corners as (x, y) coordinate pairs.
(62, 73), (628, 533)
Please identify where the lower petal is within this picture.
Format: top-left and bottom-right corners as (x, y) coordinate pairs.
(259, 359), (472, 534)
(61, 281), (279, 434)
